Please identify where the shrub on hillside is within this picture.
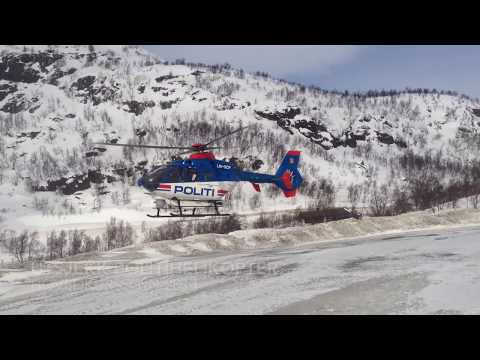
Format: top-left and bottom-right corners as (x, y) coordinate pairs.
(103, 217), (135, 250)
(145, 214), (242, 242)
(0, 230), (44, 264)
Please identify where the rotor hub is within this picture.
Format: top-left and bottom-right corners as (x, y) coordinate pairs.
(189, 151), (216, 160)
(191, 143), (208, 152)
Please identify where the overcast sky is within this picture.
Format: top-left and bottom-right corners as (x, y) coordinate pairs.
(143, 45), (480, 98)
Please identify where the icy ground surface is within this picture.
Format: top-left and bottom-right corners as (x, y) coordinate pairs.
(2, 225), (480, 314)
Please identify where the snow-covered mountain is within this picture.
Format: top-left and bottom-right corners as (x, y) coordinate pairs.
(1, 44), (480, 223)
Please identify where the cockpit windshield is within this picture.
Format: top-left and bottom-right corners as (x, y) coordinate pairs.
(145, 165), (198, 184)
(147, 165), (168, 176)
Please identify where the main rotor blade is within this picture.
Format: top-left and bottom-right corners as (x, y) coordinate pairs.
(205, 125), (251, 146)
(94, 143), (193, 150)
(174, 150), (195, 157)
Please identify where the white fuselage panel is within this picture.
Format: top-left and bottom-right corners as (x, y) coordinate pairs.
(151, 181), (237, 202)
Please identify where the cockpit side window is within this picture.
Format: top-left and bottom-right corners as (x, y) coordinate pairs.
(182, 168), (197, 182)
(190, 168), (197, 182)
(148, 165), (201, 183)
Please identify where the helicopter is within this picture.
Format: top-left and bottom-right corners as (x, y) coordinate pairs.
(96, 126), (303, 218)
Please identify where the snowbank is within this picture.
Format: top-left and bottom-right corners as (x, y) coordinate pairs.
(147, 208), (480, 257)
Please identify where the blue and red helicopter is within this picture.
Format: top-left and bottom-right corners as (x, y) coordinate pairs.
(97, 126), (303, 217)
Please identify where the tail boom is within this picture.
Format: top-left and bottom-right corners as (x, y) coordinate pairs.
(237, 150), (303, 197)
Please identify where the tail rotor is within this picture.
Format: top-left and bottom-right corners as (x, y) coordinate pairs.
(274, 151), (303, 197)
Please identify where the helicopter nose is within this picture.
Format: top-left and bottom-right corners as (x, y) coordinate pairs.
(137, 176), (144, 188)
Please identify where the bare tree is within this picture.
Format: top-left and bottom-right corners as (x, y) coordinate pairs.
(370, 182), (390, 216)
(83, 234), (98, 253)
(111, 191), (120, 206)
(408, 171), (443, 211)
(1, 230), (42, 264)
(92, 183), (104, 212)
(104, 217), (118, 250)
(26, 231), (42, 261)
(69, 229), (84, 256)
(115, 220), (134, 247)
(312, 179), (336, 210)
(103, 217), (135, 250)
(122, 185), (131, 205)
(6, 230), (28, 264)
(249, 193), (261, 210)
(46, 230), (57, 260)
(347, 184), (362, 212)
(391, 187), (413, 215)
(471, 191), (480, 209)
(57, 230), (67, 258)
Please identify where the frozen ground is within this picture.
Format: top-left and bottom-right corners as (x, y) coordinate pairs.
(2, 223), (480, 314)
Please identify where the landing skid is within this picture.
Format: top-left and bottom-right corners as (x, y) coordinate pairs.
(147, 213), (231, 218)
(148, 199), (229, 218)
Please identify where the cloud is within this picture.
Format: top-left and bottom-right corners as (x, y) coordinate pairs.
(142, 45), (365, 78)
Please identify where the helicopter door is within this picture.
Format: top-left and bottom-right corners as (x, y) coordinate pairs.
(184, 168), (197, 182)
(203, 172), (215, 182)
